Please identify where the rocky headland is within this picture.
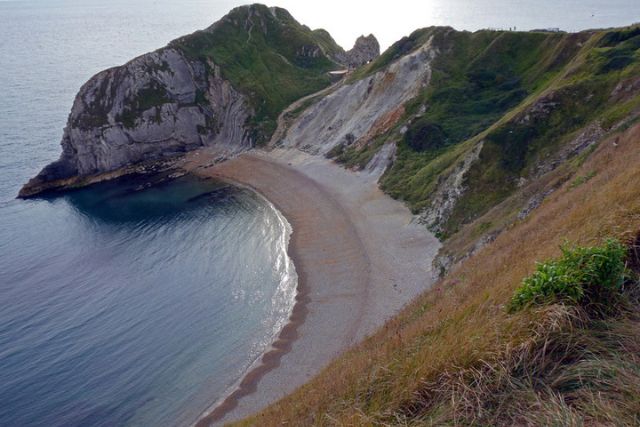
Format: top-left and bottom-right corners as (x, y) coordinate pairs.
(19, 4), (380, 198)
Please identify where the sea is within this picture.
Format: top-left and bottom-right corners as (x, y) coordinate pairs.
(0, 0), (638, 426)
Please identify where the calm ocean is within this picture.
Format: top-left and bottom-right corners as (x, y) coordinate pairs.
(0, 0), (638, 426)
(0, 2), (297, 425)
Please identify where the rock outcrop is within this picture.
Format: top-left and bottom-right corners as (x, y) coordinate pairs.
(20, 3), (341, 198)
(418, 141), (484, 234)
(280, 38), (436, 156)
(19, 48), (251, 197)
(336, 34), (381, 68)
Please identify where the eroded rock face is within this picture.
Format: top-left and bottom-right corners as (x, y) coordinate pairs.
(336, 34), (381, 68)
(281, 38), (436, 156)
(20, 48), (251, 197)
(418, 141), (484, 234)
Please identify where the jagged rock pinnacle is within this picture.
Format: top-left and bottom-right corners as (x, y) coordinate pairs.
(336, 34), (380, 68)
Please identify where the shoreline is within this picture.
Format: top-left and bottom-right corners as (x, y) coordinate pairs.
(181, 148), (441, 425)
(185, 151), (371, 425)
(17, 147), (442, 425)
(192, 176), (310, 426)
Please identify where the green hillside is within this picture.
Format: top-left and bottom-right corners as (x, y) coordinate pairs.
(333, 26), (640, 241)
(171, 4), (342, 143)
(233, 24), (640, 427)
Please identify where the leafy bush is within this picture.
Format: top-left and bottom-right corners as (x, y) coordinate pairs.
(598, 27), (640, 47)
(510, 239), (628, 312)
(404, 119), (447, 152)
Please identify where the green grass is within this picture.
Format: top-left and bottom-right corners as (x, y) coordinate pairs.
(444, 55), (640, 235)
(368, 25), (640, 238)
(170, 5), (340, 143)
(311, 28), (345, 58)
(417, 30), (555, 144)
(570, 171), (597, 188)
(116, 83), (170, 128)
(329, 135), (387, 170)
(510, 239), (628, 312)
(370, 29), (586, 215)
(381, 140), (469, 213)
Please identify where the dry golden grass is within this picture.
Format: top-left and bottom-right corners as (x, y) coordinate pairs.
(234, 122), (640, 426)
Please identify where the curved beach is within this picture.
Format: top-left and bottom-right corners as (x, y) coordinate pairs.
(182, 148), (441, 425)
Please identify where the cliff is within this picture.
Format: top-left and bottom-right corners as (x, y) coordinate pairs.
(20, 4), (345, 197)
(278, 36), (434, 163)
(335, 34), (381, 68)
(296, 25), (640, 270)
(19, 48), (251, 198)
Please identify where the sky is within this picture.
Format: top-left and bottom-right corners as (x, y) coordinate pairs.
(1, 0), (639, 51)
(259, 0), (640, 50)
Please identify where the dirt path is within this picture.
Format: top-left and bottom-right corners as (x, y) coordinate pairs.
(268, 78), (346, 146)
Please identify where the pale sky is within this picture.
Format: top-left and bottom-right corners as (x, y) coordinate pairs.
(257, 0), (640, 50)
(3, 0), (639, 52)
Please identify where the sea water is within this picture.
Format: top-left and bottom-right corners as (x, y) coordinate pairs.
(0, 2), (298, 425)
(0, 176), (297, 426)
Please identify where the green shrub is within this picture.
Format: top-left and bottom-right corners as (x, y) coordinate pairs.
(598, 27), (640, 47)
(510, 239), (628, 312)
(404, 119), (447, 152)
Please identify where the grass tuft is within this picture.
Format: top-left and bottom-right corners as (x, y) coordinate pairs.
(510, 239), (629, 313)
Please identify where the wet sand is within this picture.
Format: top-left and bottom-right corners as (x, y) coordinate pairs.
(181, 148), (441, 425)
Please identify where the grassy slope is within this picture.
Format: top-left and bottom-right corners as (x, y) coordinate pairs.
(171, 4), (341, 143)
(336, 28), (583, 207)
(230, 26), (640, 425)
(443, 27), (640, 237)
(379, 29), (590, 213)
(336, 26), (640, 242)
(235, 109), (640, 427)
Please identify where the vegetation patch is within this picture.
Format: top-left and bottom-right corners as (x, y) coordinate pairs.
(361, 26), (640, 239)
(377, 29), (584, 218)
(381, 139), (471, 213)
(330, 136), (387, 170)
(170, 5), (339, 143)
(569, 171), (597, 188)
(116, 82), (170, 129)
(510, 239), (629, 312)
(403, 118), (446, 152)
(437, 30), (640, 237)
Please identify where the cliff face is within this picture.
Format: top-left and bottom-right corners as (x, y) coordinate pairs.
(335, 34), (381, 68)
(280, 38), (435, 166)
(20, 48), (250, 197)
(20, 3), (341, 197)
(66, 48), (253, 174)
(264, 23), (640, 270)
